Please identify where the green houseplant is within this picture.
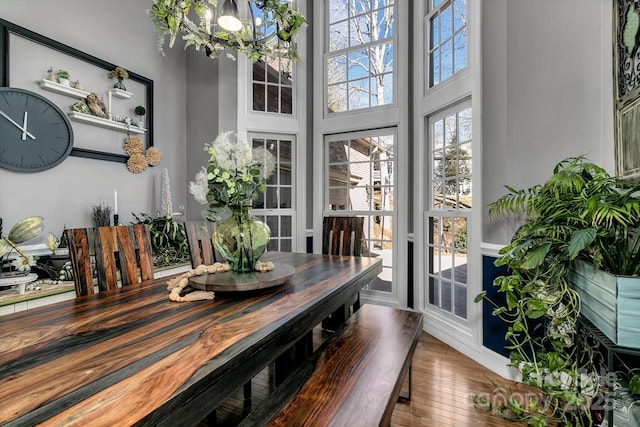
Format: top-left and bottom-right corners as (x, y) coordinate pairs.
(475, 156), (640, 426)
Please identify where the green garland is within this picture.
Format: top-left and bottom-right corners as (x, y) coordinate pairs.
(148, 0), (306, 62)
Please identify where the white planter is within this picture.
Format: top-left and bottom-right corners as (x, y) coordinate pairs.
(57, 77), (70, 87)
(569, 260), (640, 349)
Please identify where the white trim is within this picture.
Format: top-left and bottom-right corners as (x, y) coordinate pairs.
(414, 0), (491, 364)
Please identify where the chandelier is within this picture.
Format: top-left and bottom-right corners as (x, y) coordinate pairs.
(149, 0), (306, 61)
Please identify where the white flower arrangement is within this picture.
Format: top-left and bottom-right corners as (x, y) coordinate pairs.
(190, 131), (275, 221)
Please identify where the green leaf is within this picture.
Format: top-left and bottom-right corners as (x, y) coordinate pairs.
(474, 291), (487, 303)
(567, 228), (596, 259)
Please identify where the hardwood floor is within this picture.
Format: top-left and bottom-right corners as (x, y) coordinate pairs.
(390, 332), (528, 426)
(211, 330), (528, 426)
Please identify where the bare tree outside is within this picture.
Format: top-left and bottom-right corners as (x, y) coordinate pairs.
(326, 0), (394, 113)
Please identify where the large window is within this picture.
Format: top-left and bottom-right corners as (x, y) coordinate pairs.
(427, 0), (467, 88)
(426, 102), (471, 319)
(251, 134), (295, 252)
(326, 0), (395, 113)
(325, 130), (395, 292)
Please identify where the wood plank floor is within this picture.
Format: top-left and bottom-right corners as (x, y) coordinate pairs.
(210, 329), (528, 426)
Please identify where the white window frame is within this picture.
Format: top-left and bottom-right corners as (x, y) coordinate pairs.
(413, 0), (484, 362)
(314, 0), (409, 308)
(234, 0), (308, 253)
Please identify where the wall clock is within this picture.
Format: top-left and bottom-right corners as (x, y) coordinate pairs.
(0, 87), (74, 172)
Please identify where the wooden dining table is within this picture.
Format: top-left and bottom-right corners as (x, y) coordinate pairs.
(0, 251), (381, 426)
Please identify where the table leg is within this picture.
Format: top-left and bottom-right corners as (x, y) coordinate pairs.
(275, 331), (313, 386)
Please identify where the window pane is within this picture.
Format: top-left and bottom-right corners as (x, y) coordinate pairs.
(326, 0), (395, 114)
(349, 78), (370, 110)
(350, 14), (370, 46)
(253, 83), (265, 111)
(328, 83), (347, 113)
(330, 21), (349, 52)
(454, 0), (467, 32)
(329, 0), (348, 23)
(348, 50), (369, 80)
(328, 55), (347, 84)
(267, 85), (279, 112)
(281, 87), (292, 114)
(430, 14), (440, 49)
(441, 39), (453, 81)
(454, 30), (467, 73)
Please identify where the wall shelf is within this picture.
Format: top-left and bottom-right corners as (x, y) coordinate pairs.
(109, 88), (133, 99)
(38, 79), (89, 99)
(68, 111), (146, 134)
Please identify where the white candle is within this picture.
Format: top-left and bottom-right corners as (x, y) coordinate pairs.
(107, 90), (112, 118)
(205, 9), (212, 34)
(114, 189), (118, 215)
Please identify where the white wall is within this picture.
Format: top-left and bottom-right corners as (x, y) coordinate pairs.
(0, 0), (187, 242)
(482, 0), (614, 244)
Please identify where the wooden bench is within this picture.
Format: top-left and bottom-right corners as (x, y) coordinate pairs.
(239, 304), (423, 427)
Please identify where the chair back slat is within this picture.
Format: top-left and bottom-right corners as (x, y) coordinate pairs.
(66, 224), (154, 297)
(322, 216), (364, 256)
(184, 220), (219, 267)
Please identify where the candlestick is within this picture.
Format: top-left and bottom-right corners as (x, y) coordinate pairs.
(114, 189), (118, 215)
(113, 214), (119, 226)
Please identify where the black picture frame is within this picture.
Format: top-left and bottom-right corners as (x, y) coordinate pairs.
(0, 18), (154, 163)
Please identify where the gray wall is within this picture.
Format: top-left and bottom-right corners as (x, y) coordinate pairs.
(0, 0), (187, 242)
(482, 0), (615, 245)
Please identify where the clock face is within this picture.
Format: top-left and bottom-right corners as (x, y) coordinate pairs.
(0, 87), (74, 172)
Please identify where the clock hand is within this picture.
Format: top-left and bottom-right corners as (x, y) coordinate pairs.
(0, 110), (36, 140)
(22, 111), (28, 141)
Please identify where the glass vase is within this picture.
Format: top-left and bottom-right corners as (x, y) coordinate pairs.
(113, 79), (127, 91)
(213, 206), (271, 273)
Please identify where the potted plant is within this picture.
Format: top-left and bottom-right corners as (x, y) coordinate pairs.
(476, 157), (640, 425)
(45, 228), (70, 269)
(134, 105), (146, 128)
(56, 69), (70, 86)
(108, 66), (129, 91)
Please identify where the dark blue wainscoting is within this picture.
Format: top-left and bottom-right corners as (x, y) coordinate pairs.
(482, 255), (510, 357)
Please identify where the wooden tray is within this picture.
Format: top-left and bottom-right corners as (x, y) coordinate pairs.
(188, 263), (296, 292)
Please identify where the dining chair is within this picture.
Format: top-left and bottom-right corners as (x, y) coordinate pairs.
(65, 224), (154, 297)
(321, 216), (366, 330)
(184, 220), (221, 268)
(322, 216), (365, 257)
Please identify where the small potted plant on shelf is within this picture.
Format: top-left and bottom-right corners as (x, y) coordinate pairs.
(56, 69), (70, 86)
(134, 105), (146, 128)
(108, 66), (129, 91)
